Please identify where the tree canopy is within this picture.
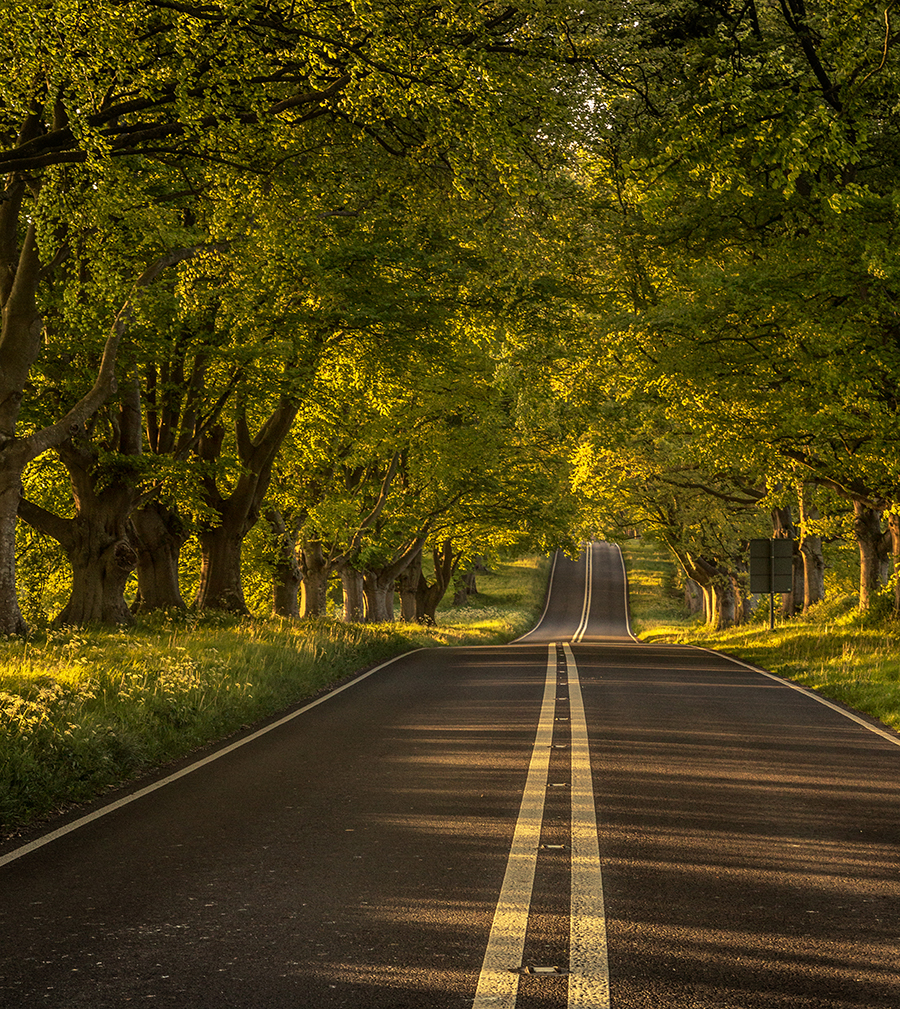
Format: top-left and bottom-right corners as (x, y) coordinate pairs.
(5, 0), (900, 630)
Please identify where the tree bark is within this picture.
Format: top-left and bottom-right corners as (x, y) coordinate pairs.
(339, 562), (365, 622)
(195, 397), (298, 613)
(267, 508), (301, 618)
(853, 500), (883, 611)
(18, 380), (143, 627)
(419, 539), (460, 624)
(398, 548), (423, 622)
(300, 540), (331, 618)
(130, 502), (188, 612)
(797, 484), (825, 611)
(0, 457), (28, 635)
(362, 569), (395, 622)
(889, 512), (900, 616)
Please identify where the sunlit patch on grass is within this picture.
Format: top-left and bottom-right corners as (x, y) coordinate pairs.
(0, 555), (550, 837)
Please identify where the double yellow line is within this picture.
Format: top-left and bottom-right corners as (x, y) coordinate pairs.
(472, 642), (609, 1008)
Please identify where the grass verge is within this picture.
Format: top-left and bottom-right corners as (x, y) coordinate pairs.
(620, 538), (900, 736)
(1, 555), (549, 840)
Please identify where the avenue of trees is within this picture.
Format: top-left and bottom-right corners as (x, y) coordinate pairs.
(3, 1), (899, 633)
(1, 0), (588, 632)
(568, 0), (900, 627)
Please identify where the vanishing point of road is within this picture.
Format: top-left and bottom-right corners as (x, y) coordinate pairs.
(2, 542), (899, 1007)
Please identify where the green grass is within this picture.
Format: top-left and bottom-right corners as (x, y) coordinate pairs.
(0, 555), (549, 840)
(620, 538), (690, 636)
(620, 539), (900, 736)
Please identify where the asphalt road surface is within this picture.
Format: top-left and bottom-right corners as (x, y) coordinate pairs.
(2, 542), (899, 1008)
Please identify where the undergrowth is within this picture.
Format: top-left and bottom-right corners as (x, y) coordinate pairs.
(0, 555), (549, 839)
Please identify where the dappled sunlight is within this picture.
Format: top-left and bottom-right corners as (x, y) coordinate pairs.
(297, 959), (475, 998)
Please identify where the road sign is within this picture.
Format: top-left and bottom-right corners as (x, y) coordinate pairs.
(749, 538), (793, 594)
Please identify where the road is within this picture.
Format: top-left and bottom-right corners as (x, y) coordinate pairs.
(1, 542), (899, 1008)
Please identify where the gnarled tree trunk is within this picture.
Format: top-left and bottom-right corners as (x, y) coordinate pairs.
(797, 485), (825, 611)
(55, 520), (137, 626)
(18, 380), (143, 627)
(420, 539), (460, 625)
(267, 508), (301, 618)
(195, 397), (298, 613)
(398, 548), (423, 622)
(853, 500), (883, 611)
(360, 535), (426, 624)
(19, 471), (138, 627)
(339, 561), (365, 622)
(131, 502), (188, 612)
(300, 540), (331, 618)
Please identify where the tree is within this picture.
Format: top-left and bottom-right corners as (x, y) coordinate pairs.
(564, 0), (900, 612)
(0, 0), (593, 630)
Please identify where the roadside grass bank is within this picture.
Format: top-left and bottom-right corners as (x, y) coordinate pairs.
(620, 539), (900, 736)
(0, 555), (549, 839)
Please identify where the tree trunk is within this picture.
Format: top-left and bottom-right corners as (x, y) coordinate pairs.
(0, 215), (197, 631)
(195, 397), (298, 614)
(0, 460), (27, 635)
(196, 519), (249, 613)
(797, 485), (825, 611)
(267, 508), (301, 619)
(339, 563), (365, 622)
(419, 540), (459, 624)
(853, 500), (883, 611)
(272, 560), (301, 618)
(890, 512), (900, 616)
(130, 502), (188, 612)
(300, 541), (331, 618)
(398, 549), (423, 621)
(361, 536), (428, 624)
(709, 575), (738, 630)
(362, 569), (395, 623)
(452, 567), (478, 605)
(678, 551), (740, 630)
(683, 577), (704, 615)
(55, 520), (137, 626)
(19, 380), (143, 628)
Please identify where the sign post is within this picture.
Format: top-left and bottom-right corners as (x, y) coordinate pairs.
(749, 538), (794, 630)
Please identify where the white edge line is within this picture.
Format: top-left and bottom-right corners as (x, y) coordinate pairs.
(512, 551), (560, 644)
(690, 644), (900, 748)
(0, 648), (426, 870)
(613, 543), (639, 643)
